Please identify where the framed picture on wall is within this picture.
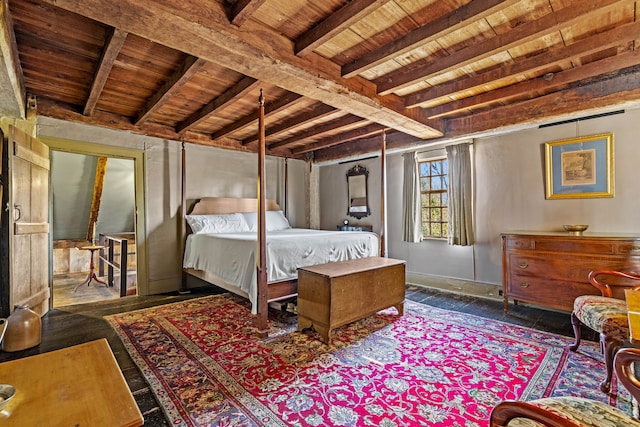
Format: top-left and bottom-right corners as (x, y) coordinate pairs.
(544, 133), (614, 199)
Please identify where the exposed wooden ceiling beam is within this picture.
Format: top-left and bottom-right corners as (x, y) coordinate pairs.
(87, 156), (107, 242)
(426, 49), (640, 119)
(39, 0), (441, 139)
(341, 0), (518, 78)
(295, 0), (392, 57)
(444, 66), (640, 138)
(37, 97), (305, 159)
(135, 56), (207, 125)
(241, 102), (336, 146)
(83, 28), (127, 116)
(405, 21), (640, 109)
(177, 76), (259, 133)
(292, 123), (386, 155)
(313, 130), (417, 163)
(229, 0), (268, 27)
(375, 0), (624, 95)
(268, 115), (365, 150)
(210, 92), (302, 140)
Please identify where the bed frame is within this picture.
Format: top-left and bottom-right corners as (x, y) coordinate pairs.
(181, 90), (388, 338)
(182, 197), (297, 336)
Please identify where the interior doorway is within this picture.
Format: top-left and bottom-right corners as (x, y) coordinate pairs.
(41, 136), (147, 309)
(50, 151), (136, 307)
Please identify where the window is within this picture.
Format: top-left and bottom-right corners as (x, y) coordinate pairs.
(419, 157), (448, 238)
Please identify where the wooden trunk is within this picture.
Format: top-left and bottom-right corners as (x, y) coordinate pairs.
(297, 256), (405, 344)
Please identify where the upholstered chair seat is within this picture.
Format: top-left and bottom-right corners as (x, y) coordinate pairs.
(569, 270), (640, 393)
(498, 396), (640, 427)
(572, 295), (629, 343)
(490, 347), (640, 427)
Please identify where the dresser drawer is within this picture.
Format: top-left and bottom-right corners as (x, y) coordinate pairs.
(507, 253), (640, 282)
(506, 275), (600, 312)
(615, 242), (640, 255)
(504, 236), (534, 250)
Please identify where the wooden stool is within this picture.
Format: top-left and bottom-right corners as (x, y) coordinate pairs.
(74, 245), (107, 292)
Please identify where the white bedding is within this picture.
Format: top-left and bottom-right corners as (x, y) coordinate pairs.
(183, 228), (379, 313)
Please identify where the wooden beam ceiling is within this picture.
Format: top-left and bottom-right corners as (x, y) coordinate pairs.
(241, 103), (337, 146)
(6, 0), (640, 162)
(177, 76), (259, 133)
(38, 0), (442, 139)
(135, 56), (207, 125)
(268, 115), (366, 150)
(404, 21), (640, 109)
(83, 28), (127, 116)
(375, 0), (625, 95)
(210, 92), (303, 140)
(341, 0), (520, 79)
(295, 0), (393, 57)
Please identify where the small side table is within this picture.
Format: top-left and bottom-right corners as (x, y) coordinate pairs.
(74, 245), (107, 292)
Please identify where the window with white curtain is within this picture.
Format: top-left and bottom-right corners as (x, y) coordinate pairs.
(418, 157), (449, 239)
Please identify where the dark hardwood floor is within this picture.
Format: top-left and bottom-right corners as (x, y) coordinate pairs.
(0, 284), (596, 426)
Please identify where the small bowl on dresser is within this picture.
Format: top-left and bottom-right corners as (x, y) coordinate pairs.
(0, 384), (16, 410)
(563, 224), (588, 236)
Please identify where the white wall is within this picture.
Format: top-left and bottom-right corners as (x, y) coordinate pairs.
(37, 117), (308, 294)
(319, 108), (640, 294)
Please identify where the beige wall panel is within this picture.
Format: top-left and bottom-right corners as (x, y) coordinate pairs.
(69, 248), (89, 273)
(53, 248), (70, 275)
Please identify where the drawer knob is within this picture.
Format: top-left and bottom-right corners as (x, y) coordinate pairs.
(519, 282), (529, 288)
(514, 241), (523, 247)
(518, 261), (528, 269)
(631, 246), (640, 253)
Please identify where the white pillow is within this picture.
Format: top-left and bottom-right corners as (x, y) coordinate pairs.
(242, 210), (291, 232)
(185, 213), (249, 234)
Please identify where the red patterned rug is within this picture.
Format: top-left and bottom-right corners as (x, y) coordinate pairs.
(106, 294), (631, 426)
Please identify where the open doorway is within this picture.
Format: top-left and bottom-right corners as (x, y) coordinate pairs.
(41, 136), (147, 309)
(50, 151), (136, 307)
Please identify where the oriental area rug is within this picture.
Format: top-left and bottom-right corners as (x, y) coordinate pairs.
(106, 294), (632, 427)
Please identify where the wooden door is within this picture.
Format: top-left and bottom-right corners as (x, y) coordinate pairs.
(3, 126), (50, 316)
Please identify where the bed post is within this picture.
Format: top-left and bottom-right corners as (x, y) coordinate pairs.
(180, 140), (190, 294)
(256, 90), (269, 337)
(284, 158), (288, 217)
(380, 130), (387, 257)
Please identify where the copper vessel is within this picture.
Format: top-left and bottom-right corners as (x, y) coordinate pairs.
(1, 305), (41, 352)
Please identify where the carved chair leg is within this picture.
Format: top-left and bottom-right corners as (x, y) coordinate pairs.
(568, 311), (582, 352)
(599, 334), (622, 394)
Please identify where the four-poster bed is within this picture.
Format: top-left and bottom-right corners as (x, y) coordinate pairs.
(181, 91), (389, 337)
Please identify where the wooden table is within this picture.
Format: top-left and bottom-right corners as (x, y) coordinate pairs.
(0, 338), (143, 426)
(75, 245), (107, 292)
(297, 256), (406, 344)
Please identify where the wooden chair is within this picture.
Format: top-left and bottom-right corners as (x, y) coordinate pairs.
(489, 347), (640, 426)
(569, 270), (640, 393)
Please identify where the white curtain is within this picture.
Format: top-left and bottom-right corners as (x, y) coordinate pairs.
(402, 152), (422, 242)
(446, 143), (474, 246)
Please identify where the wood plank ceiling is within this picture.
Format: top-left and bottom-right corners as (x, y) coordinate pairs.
(4, 0), (640, 162)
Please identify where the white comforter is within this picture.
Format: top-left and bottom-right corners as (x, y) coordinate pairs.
(183, 228), (379, 313)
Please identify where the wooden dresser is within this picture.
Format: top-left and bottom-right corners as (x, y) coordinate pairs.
(501, 232), (640, 313)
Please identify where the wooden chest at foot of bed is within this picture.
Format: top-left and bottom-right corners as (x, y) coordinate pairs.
(297, 256), (406, 344)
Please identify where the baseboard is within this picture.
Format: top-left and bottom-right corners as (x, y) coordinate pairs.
(406, 272), (502, 302)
